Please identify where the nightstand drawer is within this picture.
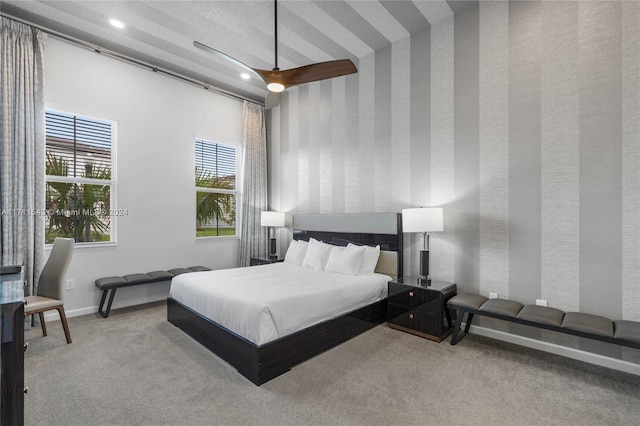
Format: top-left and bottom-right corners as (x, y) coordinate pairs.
(388, 283), (437, 308)
(388, 305), (441, 337)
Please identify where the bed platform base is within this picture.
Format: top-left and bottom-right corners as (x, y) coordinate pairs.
(167, 297), (387, 385)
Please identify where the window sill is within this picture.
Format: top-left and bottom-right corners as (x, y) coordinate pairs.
(45, 241), (117, 250)
(195, 236), (240, 242)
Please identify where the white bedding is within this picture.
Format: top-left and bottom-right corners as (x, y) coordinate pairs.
(169, 262), (390, 346)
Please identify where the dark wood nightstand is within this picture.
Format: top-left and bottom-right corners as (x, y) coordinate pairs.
(249, 258), (284, 266)
(387, 278), (457, 342)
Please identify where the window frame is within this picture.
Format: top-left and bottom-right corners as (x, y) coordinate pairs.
(194, 138), (240, 239)
(44, 109), (118, 247)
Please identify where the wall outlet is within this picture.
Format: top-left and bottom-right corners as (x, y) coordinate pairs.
(65, 279), (75, 290)
(536, 299), (548, 307)
(489, 292), (498, 299)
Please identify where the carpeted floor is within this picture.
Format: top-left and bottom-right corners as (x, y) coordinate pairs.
(24, 301), (640, 426)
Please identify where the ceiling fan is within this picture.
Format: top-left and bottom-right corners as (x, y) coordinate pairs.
(194, 0), (358, 109)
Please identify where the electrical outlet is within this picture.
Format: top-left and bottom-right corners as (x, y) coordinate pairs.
(65, 279), (75, 290)
(536, 299), (548, 307)
(489, 292), (498, 299)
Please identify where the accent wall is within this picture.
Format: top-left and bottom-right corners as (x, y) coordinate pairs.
(267, 1), (640, 364)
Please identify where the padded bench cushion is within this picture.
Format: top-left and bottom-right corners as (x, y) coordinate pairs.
(95, 266), (211, 290)
(562, 312), (614, 338)
(614, 320), (640, 344)
(95, 276), (127, 290)
(517, 305), (565, 327)
(480, 299), (524, 318)
(447, 293), (488, 311)
(147, 270), (175, 280)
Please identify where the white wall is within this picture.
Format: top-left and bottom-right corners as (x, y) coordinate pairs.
(44, 38), (243, 317)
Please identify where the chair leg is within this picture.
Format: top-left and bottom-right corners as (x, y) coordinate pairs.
(56, 306), (72, 344)
(39, 311), (48, 337)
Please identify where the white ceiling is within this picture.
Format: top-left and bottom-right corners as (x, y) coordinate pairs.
(1, 1), (470, 103)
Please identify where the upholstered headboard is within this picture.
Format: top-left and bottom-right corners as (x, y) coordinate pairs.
(292, 213), (403, 279)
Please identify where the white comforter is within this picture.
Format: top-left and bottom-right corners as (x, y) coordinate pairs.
(169, 262), (389, 346)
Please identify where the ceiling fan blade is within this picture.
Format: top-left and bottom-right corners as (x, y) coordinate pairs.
(265, 91), (281, 109)
(193, 41), (260, 79)
(253, 59), (357, 89)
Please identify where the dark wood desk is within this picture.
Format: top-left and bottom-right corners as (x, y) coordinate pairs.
(1, 280), (25, 425)
(0, 265), (21, 283)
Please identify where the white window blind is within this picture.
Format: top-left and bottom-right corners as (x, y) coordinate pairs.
(45, 110), (116, 244)
(195, 139), (237, 237)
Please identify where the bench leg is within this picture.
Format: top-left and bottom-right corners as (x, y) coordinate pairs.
(445, 307), (452, 330)
(451, 311), (475, 345)
(98, 288), (117, 318)
(450, 310), (465, 345)
(464, 313), (474, 334)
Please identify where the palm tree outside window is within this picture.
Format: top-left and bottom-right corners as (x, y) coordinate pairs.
(44, 111), (116, 244)
(195, 139), (237, 237)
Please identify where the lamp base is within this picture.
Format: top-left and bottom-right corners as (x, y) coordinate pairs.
(419, 249), (430, 286)
(269, 237), (277, 260)
(417, 276), (431, 286)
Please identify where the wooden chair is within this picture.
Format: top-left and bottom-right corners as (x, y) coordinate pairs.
(25, 238), (74, 344)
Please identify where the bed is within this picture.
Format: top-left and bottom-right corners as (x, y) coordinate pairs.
(167, 213), (403, 385)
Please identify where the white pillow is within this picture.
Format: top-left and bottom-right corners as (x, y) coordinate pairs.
(348, 243), (380, 274)
(301, 238), (333, 271)
(324, 244), (366, 275)
(284, 240), (308, 266)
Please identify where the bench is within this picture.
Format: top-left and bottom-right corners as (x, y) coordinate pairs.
(95, 266), (211, 318)
(447, 293), (640, 350)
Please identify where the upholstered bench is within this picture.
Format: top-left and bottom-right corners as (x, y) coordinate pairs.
(95, 266), (211, 318)
(447, 293), (640, 349)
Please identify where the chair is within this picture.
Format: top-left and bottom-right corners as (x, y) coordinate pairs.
(24, 238), (74, 344)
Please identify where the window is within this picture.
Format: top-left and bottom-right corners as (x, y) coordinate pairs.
(195, 139), (237, 237)
(45, 110), (116, 244)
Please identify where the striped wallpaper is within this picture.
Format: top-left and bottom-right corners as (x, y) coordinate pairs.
(267, 1), (640, 359)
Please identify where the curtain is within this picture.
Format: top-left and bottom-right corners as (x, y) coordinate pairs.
(0, 17), (46, 296)
(238, 101), (268, 266)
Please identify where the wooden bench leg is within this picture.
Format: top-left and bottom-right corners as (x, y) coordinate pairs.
(39, 311), (48, 337)
(98, 288), (117, 318)
(464, 313), (474, 334)
(451, 310), (465, 345)
(451, 311), (475, 345)
(56, 306), (72, 344)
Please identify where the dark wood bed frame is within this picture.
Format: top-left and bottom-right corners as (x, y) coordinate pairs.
(167, 213), (403, 385)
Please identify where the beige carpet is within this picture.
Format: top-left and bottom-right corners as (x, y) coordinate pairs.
(24, 301), (640, 425)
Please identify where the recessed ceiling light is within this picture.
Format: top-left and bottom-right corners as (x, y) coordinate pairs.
(240, 73), (251, 80)
(109, 19), (125, 29)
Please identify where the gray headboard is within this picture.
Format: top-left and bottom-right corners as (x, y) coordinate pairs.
(292, 213), (403, 278)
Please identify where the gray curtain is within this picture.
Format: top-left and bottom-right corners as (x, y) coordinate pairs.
(0, 17), (46, 296)
(238, 101), (268, 266)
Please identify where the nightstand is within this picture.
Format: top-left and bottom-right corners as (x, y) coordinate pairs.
(249, 258), (284, 266)
(387, 278), (457, 342)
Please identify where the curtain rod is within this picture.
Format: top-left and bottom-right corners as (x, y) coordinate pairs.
(1, 12), (264, 107)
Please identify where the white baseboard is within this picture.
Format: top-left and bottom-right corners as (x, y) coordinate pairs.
(41, 294), (167, 321)
(468, 324), (640, 376)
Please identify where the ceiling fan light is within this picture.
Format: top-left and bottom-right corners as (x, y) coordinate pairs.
(267, 82), (285, 92)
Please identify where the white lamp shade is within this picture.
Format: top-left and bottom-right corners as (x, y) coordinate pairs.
(261, 211), (285, 227)
(402, 207), (443, 233)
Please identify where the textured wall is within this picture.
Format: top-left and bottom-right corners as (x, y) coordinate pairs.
(268, 1), (640, 357)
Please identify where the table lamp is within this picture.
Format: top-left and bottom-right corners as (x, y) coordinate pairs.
(401, 207), (443, 285)
(260, 211), (285, 260)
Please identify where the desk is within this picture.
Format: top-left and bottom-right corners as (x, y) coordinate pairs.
(1, 265), (22, 283)
(1, 280), (25, 425)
